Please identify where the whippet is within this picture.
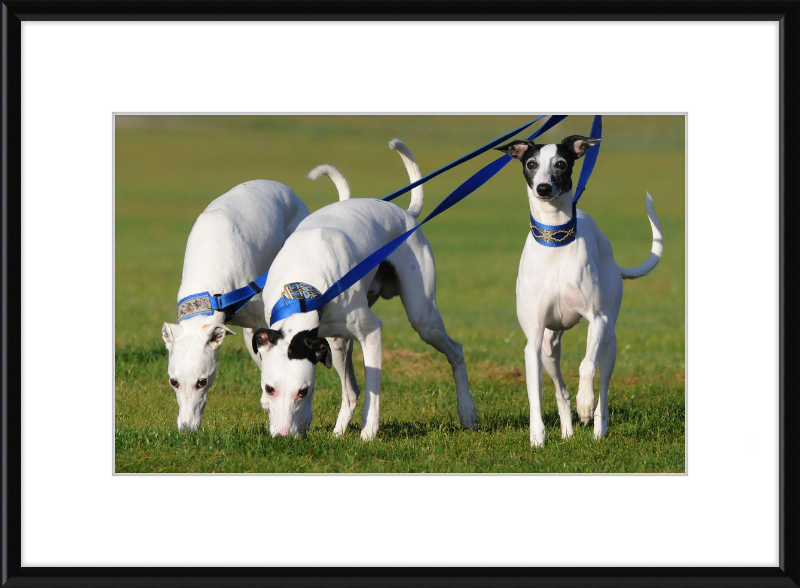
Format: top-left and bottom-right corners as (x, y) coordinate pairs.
(252, 140), (478, 440)
(160, 180), (322, 433)
(494, 135), (663, 447)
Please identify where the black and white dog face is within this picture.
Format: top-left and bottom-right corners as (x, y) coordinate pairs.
(494, 135), (600, 201)
(252, 313), (332, 438)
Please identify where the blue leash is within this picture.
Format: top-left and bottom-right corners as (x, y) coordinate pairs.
(574, 115), (603, 204)
(178, 116), (558, 323)
(529, 115), (602, 247)
(270, 115), (569, 326)
(381, 115), (548, 202)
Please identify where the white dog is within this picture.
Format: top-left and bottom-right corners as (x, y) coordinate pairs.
(252, 140), (478, 440)
(161, 180), (323, 433)
(495, 135), (663, 447)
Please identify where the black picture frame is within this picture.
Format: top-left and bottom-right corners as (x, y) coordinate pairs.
(2, 1), (798, 586)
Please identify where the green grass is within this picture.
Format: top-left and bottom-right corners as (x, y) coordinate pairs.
(115, 114), (685, 473)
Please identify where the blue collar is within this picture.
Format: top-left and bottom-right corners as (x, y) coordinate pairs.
(177, 271), (269, 323)
(529, 202), (577, 247)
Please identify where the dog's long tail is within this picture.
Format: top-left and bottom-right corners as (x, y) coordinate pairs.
(620, 192), (664, 280)
(307, 165), (351, 201)
(389, 138), (424, 219)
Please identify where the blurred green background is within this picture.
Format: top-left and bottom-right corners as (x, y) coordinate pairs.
(115, 115), (685, 472)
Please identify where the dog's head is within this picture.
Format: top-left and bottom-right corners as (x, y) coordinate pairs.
(252, 312), (332, 438)
(161, 321), (236, 433)
(494, 135), (600, 201)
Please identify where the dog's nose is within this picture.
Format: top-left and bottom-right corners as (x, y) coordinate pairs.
(177, 415), (201, 433)
(536, 183), (553, 197)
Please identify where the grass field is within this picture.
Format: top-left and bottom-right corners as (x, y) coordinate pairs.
(114, 114), (685, 473)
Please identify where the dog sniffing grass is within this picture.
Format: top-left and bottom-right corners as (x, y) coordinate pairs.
(115, 114), (684, 473)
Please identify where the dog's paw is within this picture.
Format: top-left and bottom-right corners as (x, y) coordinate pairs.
(360, 419), (379, 441)
(530, 425), (546, 448)
(593, 412), (608, 439)
(333, 413), (352, 437)
(577, 398), (595, 426)
(457, 400), (479, 430)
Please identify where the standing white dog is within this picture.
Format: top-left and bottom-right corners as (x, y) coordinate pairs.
(494, 135), (663, 447)
(252, 140), (478, 440)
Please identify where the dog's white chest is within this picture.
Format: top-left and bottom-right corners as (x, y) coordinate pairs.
(517, 240), (590, 332)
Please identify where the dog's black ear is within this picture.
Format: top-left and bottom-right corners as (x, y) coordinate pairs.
(306, 337), (333, 369)
(252, 328), (282, 354)
(494, 140), (533, 161)
(562, 135), (600, 159)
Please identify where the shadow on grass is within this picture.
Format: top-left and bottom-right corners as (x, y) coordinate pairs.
(367, 412), (536, 437)
(372, 403), (686, 439)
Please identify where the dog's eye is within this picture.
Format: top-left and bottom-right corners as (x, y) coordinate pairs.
(197, 378), (208, 388)
(555, 161), (566, 170)
(265, 385), (275, 395)
(169, 378), (179, 388)
(298, 387), (309, 399)
(526, 161), (537, 170)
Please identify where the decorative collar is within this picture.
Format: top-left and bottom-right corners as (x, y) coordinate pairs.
(280, 282), (322, 313)
(176, 272), (269, 323)
(177, 292), (215, 322)
(529, 202), (577, 247)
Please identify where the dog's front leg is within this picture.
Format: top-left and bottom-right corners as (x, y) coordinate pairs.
(594, 322), (617, 439)
(542, 329), (573, 439)
(576, 315), (608, 426)
(329, 337), (361, 436)
(354, 310), (383, 441)
(523, 330), (547, 447)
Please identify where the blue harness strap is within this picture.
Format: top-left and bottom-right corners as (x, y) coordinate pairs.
(529, 115), (602, 247)
(270, 115), (569, 326)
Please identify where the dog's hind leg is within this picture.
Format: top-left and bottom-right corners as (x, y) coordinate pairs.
(594, 323), (616, 439)
(389, 240), (478, 430)
(329, 337), (361, 436)
(542, 329), (573, 439)
(413, 315), (477, 430)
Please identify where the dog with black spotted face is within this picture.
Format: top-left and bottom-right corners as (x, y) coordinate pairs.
(252, 314), (332, 438)
(500, 135), (598, 200)
(252, 140), (478, 441)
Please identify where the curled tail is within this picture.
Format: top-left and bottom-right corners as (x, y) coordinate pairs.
(306, 165), (351, 201)
(620, 192), (664, 279)
(389, 138), (424, 219)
